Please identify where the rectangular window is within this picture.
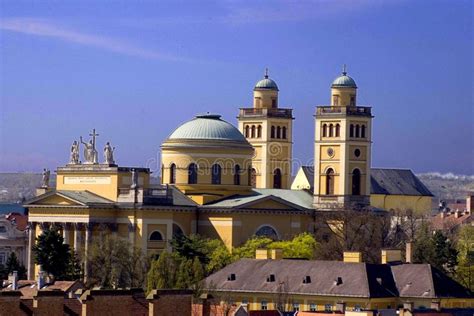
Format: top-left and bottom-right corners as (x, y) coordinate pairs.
(261, 300), (267, 310)
(310, 303), (317, 312)
(242, 298), (248, 305)
(293, 303), (300, 311)
(325, 304), (332, 312)
(333, 95), (339, 106)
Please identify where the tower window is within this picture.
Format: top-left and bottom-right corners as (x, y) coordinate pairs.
(273, 168), (282, 189)
(329, 124), (334, 137)
(276, 126), (281, 139)
(271, 126), (275, 138)
(251, 125), (256, 138)
(233, 165), (241, 185)
(354, 148), (361, 158)
(211, 164), (222, 185)
(245, 125), (250, 138)
(335, 124), (340, 137)
(326, 168), (335, 195)
(322, 124), (328, 137)
(188, 163), (198, 184)
(250, 167), (257, 187)
(333, 95), (339, 106)
(350, 95), (356, 106)
(361, 125), (366, 138)
(350, 124), (354, 138)
(355, 124), (360, 138)
(169, 163), (176, 184)
(257, 125), (262, 138)
(282, 126), (287, 139)
(272, 98), (277, 108)
(352, 168), (361, 195)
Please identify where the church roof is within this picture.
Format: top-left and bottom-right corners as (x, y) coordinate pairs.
(24, 190), (114, 206)
(167, 114), (249, 143)
(293, 166), (433, 197)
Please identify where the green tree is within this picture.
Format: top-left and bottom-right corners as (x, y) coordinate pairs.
(32, 228), (71, 280)
(270, 232), (318, 259)
(87, 234), (146, 288)
(64, 251), (82, 281)
(201, 239), (233, 275)
(147, 251), (179, 292)
(232, 236), (273, 259)
(171, 234), (209, 264)
(5, 252), (27, 280)
(455, 225), (474, 291)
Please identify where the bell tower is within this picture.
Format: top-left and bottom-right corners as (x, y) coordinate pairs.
(238, 69), (293, 189)
(313, 66), (373, 209)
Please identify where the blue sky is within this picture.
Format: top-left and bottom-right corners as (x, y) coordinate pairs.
(0, 0), (472, 175)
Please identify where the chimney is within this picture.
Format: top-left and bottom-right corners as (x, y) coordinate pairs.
(8, 271), (18, 290)
(336, 302), (346, 313)
(466, 195), (473, 214)
(454, 210), (460, 218)
(255, 249), (269, 260)
(343, 251), (362, 263)
(405, 242), (413, 263)
(381, 249), (402, 264)
(440, 212), (445, 219)
(37, 271), (45, 289)
(270, 249), (283, 260)
(403, 302), (414, 312)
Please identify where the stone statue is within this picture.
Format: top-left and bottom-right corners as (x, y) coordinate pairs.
(41, 168), (50, 188)
(104, 142), (115, 165)
(69, 140), (80, 164)
(131, 169), (138, 189)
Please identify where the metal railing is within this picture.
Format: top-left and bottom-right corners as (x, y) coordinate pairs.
(239, 108), (293, 118)
(316, 106), (372, 116)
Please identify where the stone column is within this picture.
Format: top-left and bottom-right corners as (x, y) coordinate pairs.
(27, 222), (36, 280)
(128, 223), (136, 247)
(73, 223), (82, 255)
(62, 223), (71, 245)
(84, 223), (93, 280)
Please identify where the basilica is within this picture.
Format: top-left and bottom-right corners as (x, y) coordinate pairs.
(24, 69), (433, 279)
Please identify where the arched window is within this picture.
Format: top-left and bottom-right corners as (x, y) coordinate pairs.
(245, 125), (250, 138)
(188, 163), (198, 184)
(211, 164), (222, 185)
(276, 126), (281, 139)
(172, 223), (184, 239)
(350, 124), (354, 138)
(335, 124), (340, 137)
(257, 125), (262, 138)
(271, 126), (275, 138)
(251, 125), (256, 138)
(251, 168), (257, 188)
(355, 124), (360, 138)
(282, 127), (287, 139)
(326, 168), (335, 195)
(352, 169), (361, 196)
(255, 225), (278, 240)
(234, 165), (241, 185)
(329, 124), (334, 137)
(322, 124), (328, 137)
(273, 168), (282, 189)
(361, 125), (366, 138)
(169, 163), (176, 184)
(149, 231), (163, 241)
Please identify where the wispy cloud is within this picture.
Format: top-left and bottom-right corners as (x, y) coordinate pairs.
(0, 18), (189, 62)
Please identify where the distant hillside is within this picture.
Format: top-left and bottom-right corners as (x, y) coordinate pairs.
(417, 173), (474, 201)
(0, 172), (471, 203)
(0, 173), (160, 203)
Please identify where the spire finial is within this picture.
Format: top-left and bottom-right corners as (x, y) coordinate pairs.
(264, 67), (269, 79)
(342, 64), (347, 76)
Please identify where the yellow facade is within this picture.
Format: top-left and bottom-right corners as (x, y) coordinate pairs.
(370, 194), (432, 215)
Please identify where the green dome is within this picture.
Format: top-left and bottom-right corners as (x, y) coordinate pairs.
(254, 72), (279, 91)
(331, 71), (357, 88)
(168, 114), (248, 142)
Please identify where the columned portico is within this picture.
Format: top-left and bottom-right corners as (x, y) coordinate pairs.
(27, 222), (36, 280)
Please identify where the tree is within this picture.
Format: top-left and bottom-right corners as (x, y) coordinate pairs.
(5, 252), (27, 280)
(232, 237), (273, 259)
(270, 232), (318, 259)
(455, 225), (474, 290)
(32, 228), (71, 280)
(147, 251), (179, 292)
(87, 234), (147, 288)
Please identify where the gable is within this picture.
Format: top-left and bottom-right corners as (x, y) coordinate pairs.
(245, 198), (296, 210)
(32, 194), (83, 206)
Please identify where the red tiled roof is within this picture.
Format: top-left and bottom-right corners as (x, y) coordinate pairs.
(5, 212), (28, 231)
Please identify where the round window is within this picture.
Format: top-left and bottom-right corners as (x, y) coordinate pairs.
(327, 148), (335, 158)
(354, 149), (361, 157)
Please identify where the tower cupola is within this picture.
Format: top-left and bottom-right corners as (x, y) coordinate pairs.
(253, 69), (279, 108)
(330, 65), (358, 107)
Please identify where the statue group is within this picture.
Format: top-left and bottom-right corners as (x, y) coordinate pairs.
(68, 129), (115, 165)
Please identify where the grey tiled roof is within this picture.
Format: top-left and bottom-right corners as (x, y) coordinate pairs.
(204, 189), (313, 210)
(295, 166), (433, 197)
(205, 259), (472, 299)
(56, 190), (115, 204)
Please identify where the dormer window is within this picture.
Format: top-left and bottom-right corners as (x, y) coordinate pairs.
(266, 274), (276, 282)
(303, 276), (311, 284)
(334, 277), (343, 285)
(227, 273), (236, 281)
